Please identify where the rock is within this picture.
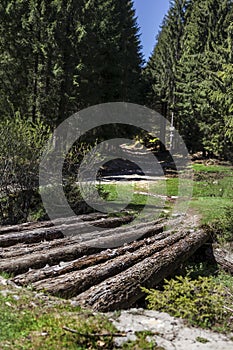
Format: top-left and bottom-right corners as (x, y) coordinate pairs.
(107, 309), (233, 350)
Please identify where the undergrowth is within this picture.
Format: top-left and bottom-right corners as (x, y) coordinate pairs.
(142, 264), (233, 332)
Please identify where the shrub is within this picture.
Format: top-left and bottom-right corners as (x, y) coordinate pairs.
(142, 275), (228, 328)
(0, 115), (51, 224)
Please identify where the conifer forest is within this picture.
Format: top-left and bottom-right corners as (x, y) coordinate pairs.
(0, 0), (232, 224)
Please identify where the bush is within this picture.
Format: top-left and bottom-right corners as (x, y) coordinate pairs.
(142, 275), (228, 328)
(0, 115), (51, 224)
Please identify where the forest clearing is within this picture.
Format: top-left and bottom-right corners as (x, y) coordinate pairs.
(0, 0), (233, 348)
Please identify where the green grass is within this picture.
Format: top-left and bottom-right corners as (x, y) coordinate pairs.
(190, 197), (232, 223)
(192, 163), (232, 173)
(97, 163), (232, 225)
(0, 281), (161, 350)
(0, 285), (114, 349)
(191, 163), (233, 224)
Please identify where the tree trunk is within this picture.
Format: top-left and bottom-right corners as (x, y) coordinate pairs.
(0, 220), (164, 275)
(29, 229), (191, 297)
(0, 215), (134, 247)
(205, 246), (233, 274)
(13, 227), (179, 288)
(0, 213), (110, 235)
(72, 229), (210, 311)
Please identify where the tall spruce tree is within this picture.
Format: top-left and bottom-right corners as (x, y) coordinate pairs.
(144, 0), (190, 118)
(176, 0), (232, 157)
(0, 0), (86, 125)
(78, 0), (143, 108)
(144, 0), (191, 149)
(145, 0), (233, 159)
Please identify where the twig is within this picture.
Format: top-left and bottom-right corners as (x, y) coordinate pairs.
(62, 326), (127, 337)
(224, 305), (233, 313)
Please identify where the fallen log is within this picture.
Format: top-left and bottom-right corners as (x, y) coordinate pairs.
(13, 230), (170, 286)
(0, 220), (164, 275)
(0, 213), (110, 235)
(0, 215), (134, 247)
(205, 246), (233, 274)
(72, 228), (210, 311)
(0, 219), (164, 260)
(0, 236), (75, 259)
(30, 229), (190, 297)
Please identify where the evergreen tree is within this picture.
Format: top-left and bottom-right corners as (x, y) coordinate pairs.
(0, 0), (86, 125)
(78, 0), (143, 108)
(176, 0), (232, 156)
(0, 0), (143, 127)
(144, 0), (191, 149)
(145, 0), (233, 159)
(144, 0), (190, 117)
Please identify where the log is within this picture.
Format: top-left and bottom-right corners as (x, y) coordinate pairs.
(0, 215), (134, 247)
(0, 219), (164, 260)
(0, 213), (110, 235)
(12, 230), (170, 286)
(29, 229), (191, 297)
(205, 246), (233, 274)
(0, 236), (74, 259)
(0, 220), (164, 275)
(72, 229), (210, 311)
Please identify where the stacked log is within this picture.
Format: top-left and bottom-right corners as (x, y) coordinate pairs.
(0, 220), (164, 275)
(0, 214), (134, 247)
(72, 228), (210, 311)
(2, 213), (230, 312)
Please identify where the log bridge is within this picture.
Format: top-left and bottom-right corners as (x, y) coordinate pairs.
(0, 213), (231, 312)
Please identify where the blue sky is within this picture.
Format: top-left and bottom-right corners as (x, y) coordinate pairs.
(133, 0), (170, 62)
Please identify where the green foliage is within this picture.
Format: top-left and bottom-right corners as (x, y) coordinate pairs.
(142, 274), (229, 328)
(0, 115), (51, 223)
(145, 0), (233, 160)
(122, 331), (164, 350)
(0, 0), (143, 126)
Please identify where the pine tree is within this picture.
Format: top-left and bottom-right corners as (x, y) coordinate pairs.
(144, 0), (191, 149)
(78, 0), (143, 108)
(0, 0), (143, 127)
(176, 0), (232, 157)
(0, 0), (86, 125)
(146, 0), (233, 158)
(144, 0), (191, 116)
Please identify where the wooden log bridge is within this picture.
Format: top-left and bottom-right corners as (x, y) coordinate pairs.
(0, 213), (214, 311)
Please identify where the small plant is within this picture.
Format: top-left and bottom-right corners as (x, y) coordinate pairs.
(196, 336), (209, 343)
(142, 275), (229, 329)
(122, 331), (164, 350)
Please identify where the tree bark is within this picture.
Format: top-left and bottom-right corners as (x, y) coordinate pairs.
(29, 229), (191, 297)
(0, 220), (164, 275)
(72, 229), (210, 311)
(0, 213), (110, 235)
(0, 215), (134, 247)
(12, 228), (178, 287)
(205, 246), (233, 274)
